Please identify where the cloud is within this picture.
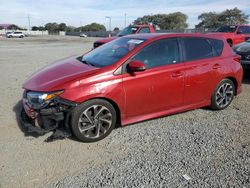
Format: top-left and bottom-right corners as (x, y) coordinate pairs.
(0, 0), (249, 29)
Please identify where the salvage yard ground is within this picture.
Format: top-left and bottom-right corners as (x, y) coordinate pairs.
(0, 36), (249, 188)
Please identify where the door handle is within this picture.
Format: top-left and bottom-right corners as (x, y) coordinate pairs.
(212, 64), (221, 69)
(172, 71), (184, 78)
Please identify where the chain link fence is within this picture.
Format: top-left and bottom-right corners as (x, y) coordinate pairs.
(66, 28), (215, 38)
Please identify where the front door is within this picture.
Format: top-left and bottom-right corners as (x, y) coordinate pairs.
(122, 38), (185, 117)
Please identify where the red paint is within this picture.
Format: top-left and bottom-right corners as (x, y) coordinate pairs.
(208, 25), (250, 46)
(94, 25), (155, 47)
(23, 33), (243, 126)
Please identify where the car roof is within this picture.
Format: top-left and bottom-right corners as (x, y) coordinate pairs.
(124, 33), (224, 40)
(133, 24), (153, 27)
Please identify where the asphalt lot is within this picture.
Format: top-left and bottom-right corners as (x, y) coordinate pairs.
(0, 35), (249, 188)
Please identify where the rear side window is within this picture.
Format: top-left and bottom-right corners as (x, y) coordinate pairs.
(208, 39), (224, 56)
(238, 26), (250, 34)
(183, 37), (214, 61)
(138, 27), (150, 34)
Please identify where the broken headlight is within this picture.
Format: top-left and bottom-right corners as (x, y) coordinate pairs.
(25, 90), (64, 109)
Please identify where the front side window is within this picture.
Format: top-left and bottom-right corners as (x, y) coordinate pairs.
(82, 37), (146, 67)
(138, 27), (150, 34)
(132, 38), (180, 69)
(238, 26), (250, 34)
(183, 37), (213, 61)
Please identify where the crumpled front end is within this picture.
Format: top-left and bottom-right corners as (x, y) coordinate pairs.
(21, 90), (78, 137)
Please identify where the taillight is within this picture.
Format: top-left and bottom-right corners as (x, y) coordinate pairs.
(233, 55), (241, 63)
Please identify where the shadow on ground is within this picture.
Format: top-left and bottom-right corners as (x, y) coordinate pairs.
(243, 70), (250, 84)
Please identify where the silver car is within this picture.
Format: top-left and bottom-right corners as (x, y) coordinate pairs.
(7, 32), (25, 38)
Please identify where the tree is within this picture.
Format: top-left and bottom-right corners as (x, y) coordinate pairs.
(32, 26), (39, 31)
(76, 23), (106, 32)
(45, 22), (59, 33)
(220, 8), (249, 25)
(66, 26), (76, 32)
(195, 12), (220, 28)
(58, 23), (67, 31)
(7, 24), (22, 30)
(38, 26), (45, 31)
(196, 7), (249, 28)
(113, 27), (119, 31)
(133, 12), (188, 30)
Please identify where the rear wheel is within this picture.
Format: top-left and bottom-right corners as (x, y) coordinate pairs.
(71, 99), (117, 142)
(211, 79), (235, 110)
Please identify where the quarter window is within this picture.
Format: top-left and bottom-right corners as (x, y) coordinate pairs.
(208, 39), (224, 56)
(183, 37), (213, 61)
(132, 38), (180, 69)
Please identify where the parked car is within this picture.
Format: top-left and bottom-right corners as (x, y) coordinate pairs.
(22, 33), (243, 142)
(80, 33), (87, 37)
(6, 31), (25, 38)
(233, 39), (250, 69)
(209, 25), (250, 46)
(93, 24), (155, 48)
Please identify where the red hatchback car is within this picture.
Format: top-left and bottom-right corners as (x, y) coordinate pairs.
(22, 33), (243, 142)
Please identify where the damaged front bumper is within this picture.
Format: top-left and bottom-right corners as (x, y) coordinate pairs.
(21, 95), (78, 137)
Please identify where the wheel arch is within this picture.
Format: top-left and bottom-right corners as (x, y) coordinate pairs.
(225, 76), (238, 95)
(79, 97), (122, 127)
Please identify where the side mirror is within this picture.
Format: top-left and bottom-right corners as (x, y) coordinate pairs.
(237, 30), (243, 34)
(127, 60), (146, 72)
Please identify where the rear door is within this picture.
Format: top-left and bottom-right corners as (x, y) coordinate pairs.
(122, 38), (185, 117)
(181, 37), (222, 105)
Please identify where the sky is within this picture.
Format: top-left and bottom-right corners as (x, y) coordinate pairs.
(0, 0), (250, 30)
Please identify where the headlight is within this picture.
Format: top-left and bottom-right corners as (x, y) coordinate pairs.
(25, 90), (64, 109)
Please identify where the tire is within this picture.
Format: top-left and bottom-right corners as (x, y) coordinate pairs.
(71, 99), (117, 142)
(211, 79), (235, 110)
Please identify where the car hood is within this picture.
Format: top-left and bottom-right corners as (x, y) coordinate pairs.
(23, 56), (98, 91)
(234, 42), (250, 53)
(95, 37), (117, 44)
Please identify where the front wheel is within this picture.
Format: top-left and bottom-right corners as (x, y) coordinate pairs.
(71, 99), (117, 142)
(211, 79), (235, 110)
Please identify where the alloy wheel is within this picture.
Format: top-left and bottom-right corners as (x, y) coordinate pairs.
(78, 105), (112, 138)
(215, 83), (234, 108)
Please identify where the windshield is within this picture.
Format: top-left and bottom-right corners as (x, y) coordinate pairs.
(215, 26), (237, 33)
(116, 26), (139, 36)
(82, 37), (146, 67)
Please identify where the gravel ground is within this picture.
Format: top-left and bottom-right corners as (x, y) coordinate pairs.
(0, 36), (249, 188)
(55, 95), (250, 188)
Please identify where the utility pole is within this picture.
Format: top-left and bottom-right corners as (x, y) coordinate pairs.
(105, 16), (111, 31)
(124, 13), (127, 27)
(27, 14), (31, 31)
